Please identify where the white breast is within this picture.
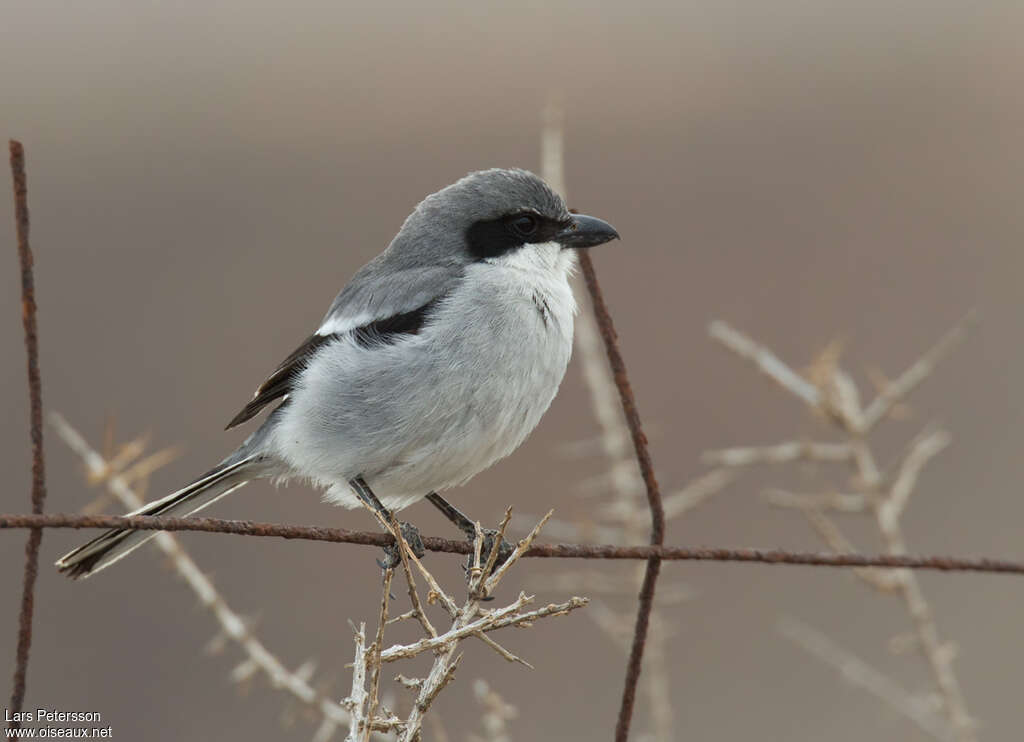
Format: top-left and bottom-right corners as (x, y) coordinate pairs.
(371, 243), (577, 507)
(277, 243), (579, 511)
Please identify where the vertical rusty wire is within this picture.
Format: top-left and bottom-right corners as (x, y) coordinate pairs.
(576, 251), (666, 742)
(8, 140), (47, 728)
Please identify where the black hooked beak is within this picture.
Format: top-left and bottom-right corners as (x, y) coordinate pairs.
(556, 213), (620, 249)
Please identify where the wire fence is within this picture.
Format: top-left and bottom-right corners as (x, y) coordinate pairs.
(7, 512), (1024, 573)
(6, 139), (1024, 740)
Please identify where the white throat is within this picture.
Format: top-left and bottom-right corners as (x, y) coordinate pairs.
(487, 240), (576, 281)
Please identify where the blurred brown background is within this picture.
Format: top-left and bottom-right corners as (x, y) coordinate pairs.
(2, 2), (1022, 740)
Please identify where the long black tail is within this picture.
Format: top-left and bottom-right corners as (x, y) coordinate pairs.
(55, 455), (258, 579)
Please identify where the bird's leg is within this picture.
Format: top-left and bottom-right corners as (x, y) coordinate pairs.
(425, 492), (515, 578)
(350, 476), (425, 570)
(425, 492), (476, 538)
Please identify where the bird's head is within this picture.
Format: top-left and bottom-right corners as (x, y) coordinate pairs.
(394, 168), (619, 268)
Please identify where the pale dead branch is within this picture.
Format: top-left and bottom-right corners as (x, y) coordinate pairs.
(712, 319), (977, 741)
(778, 617), (955, 742)
(51, 413), (356, 738)
(859, 312), (976, 432)
(337, 507), (587, 742)
(703, 441), (853, 468)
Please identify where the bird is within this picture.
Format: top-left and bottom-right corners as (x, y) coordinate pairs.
(56, 168), (619, 578)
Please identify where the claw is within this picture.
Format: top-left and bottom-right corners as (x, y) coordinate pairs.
(379, 520), (426, 571)
(465, 528), (515, 581)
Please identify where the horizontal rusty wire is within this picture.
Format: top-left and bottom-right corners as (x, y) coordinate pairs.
(3, 513), (1023, 574)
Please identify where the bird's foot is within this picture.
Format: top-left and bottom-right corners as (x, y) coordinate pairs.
(378, 520), (426, 572)
(464, 528), (515, 588)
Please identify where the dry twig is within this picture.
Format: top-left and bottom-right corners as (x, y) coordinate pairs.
(778, 617), (954, 742)
(468, 679), (517, 742)
(710, 319), (978, 741)
(50, 414), (357, 737)
(339, 507), (587, 741)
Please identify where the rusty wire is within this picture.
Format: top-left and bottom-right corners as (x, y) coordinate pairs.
(576, 251), (666, 742)
(5, 513), (1022, 574)
(8, 140), (47, 730)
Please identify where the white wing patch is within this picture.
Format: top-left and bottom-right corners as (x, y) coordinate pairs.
(316, 312), (375, 337)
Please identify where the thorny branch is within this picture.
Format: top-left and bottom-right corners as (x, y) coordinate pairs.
(468, 679), (517, 742)
(8, 139), (48, 729)
(859, 315), (976, 432)
(778, 617), (955, 742)
(709, 316), (980, 741)
(50, 414), (358, 735)
(340, 507), (587, 742)
(341, 623), (372, 742)
(703, 441), (853, 467)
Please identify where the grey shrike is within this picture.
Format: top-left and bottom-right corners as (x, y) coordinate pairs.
(56, 167), (619, 578)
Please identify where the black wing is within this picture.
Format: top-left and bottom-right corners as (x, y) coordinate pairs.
(224, 296), (446, 430)
(225, 333), (335, 429)
(349, 298), (442, 348)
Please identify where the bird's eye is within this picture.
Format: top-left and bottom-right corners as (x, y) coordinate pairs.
(508, 214), (538, 238)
